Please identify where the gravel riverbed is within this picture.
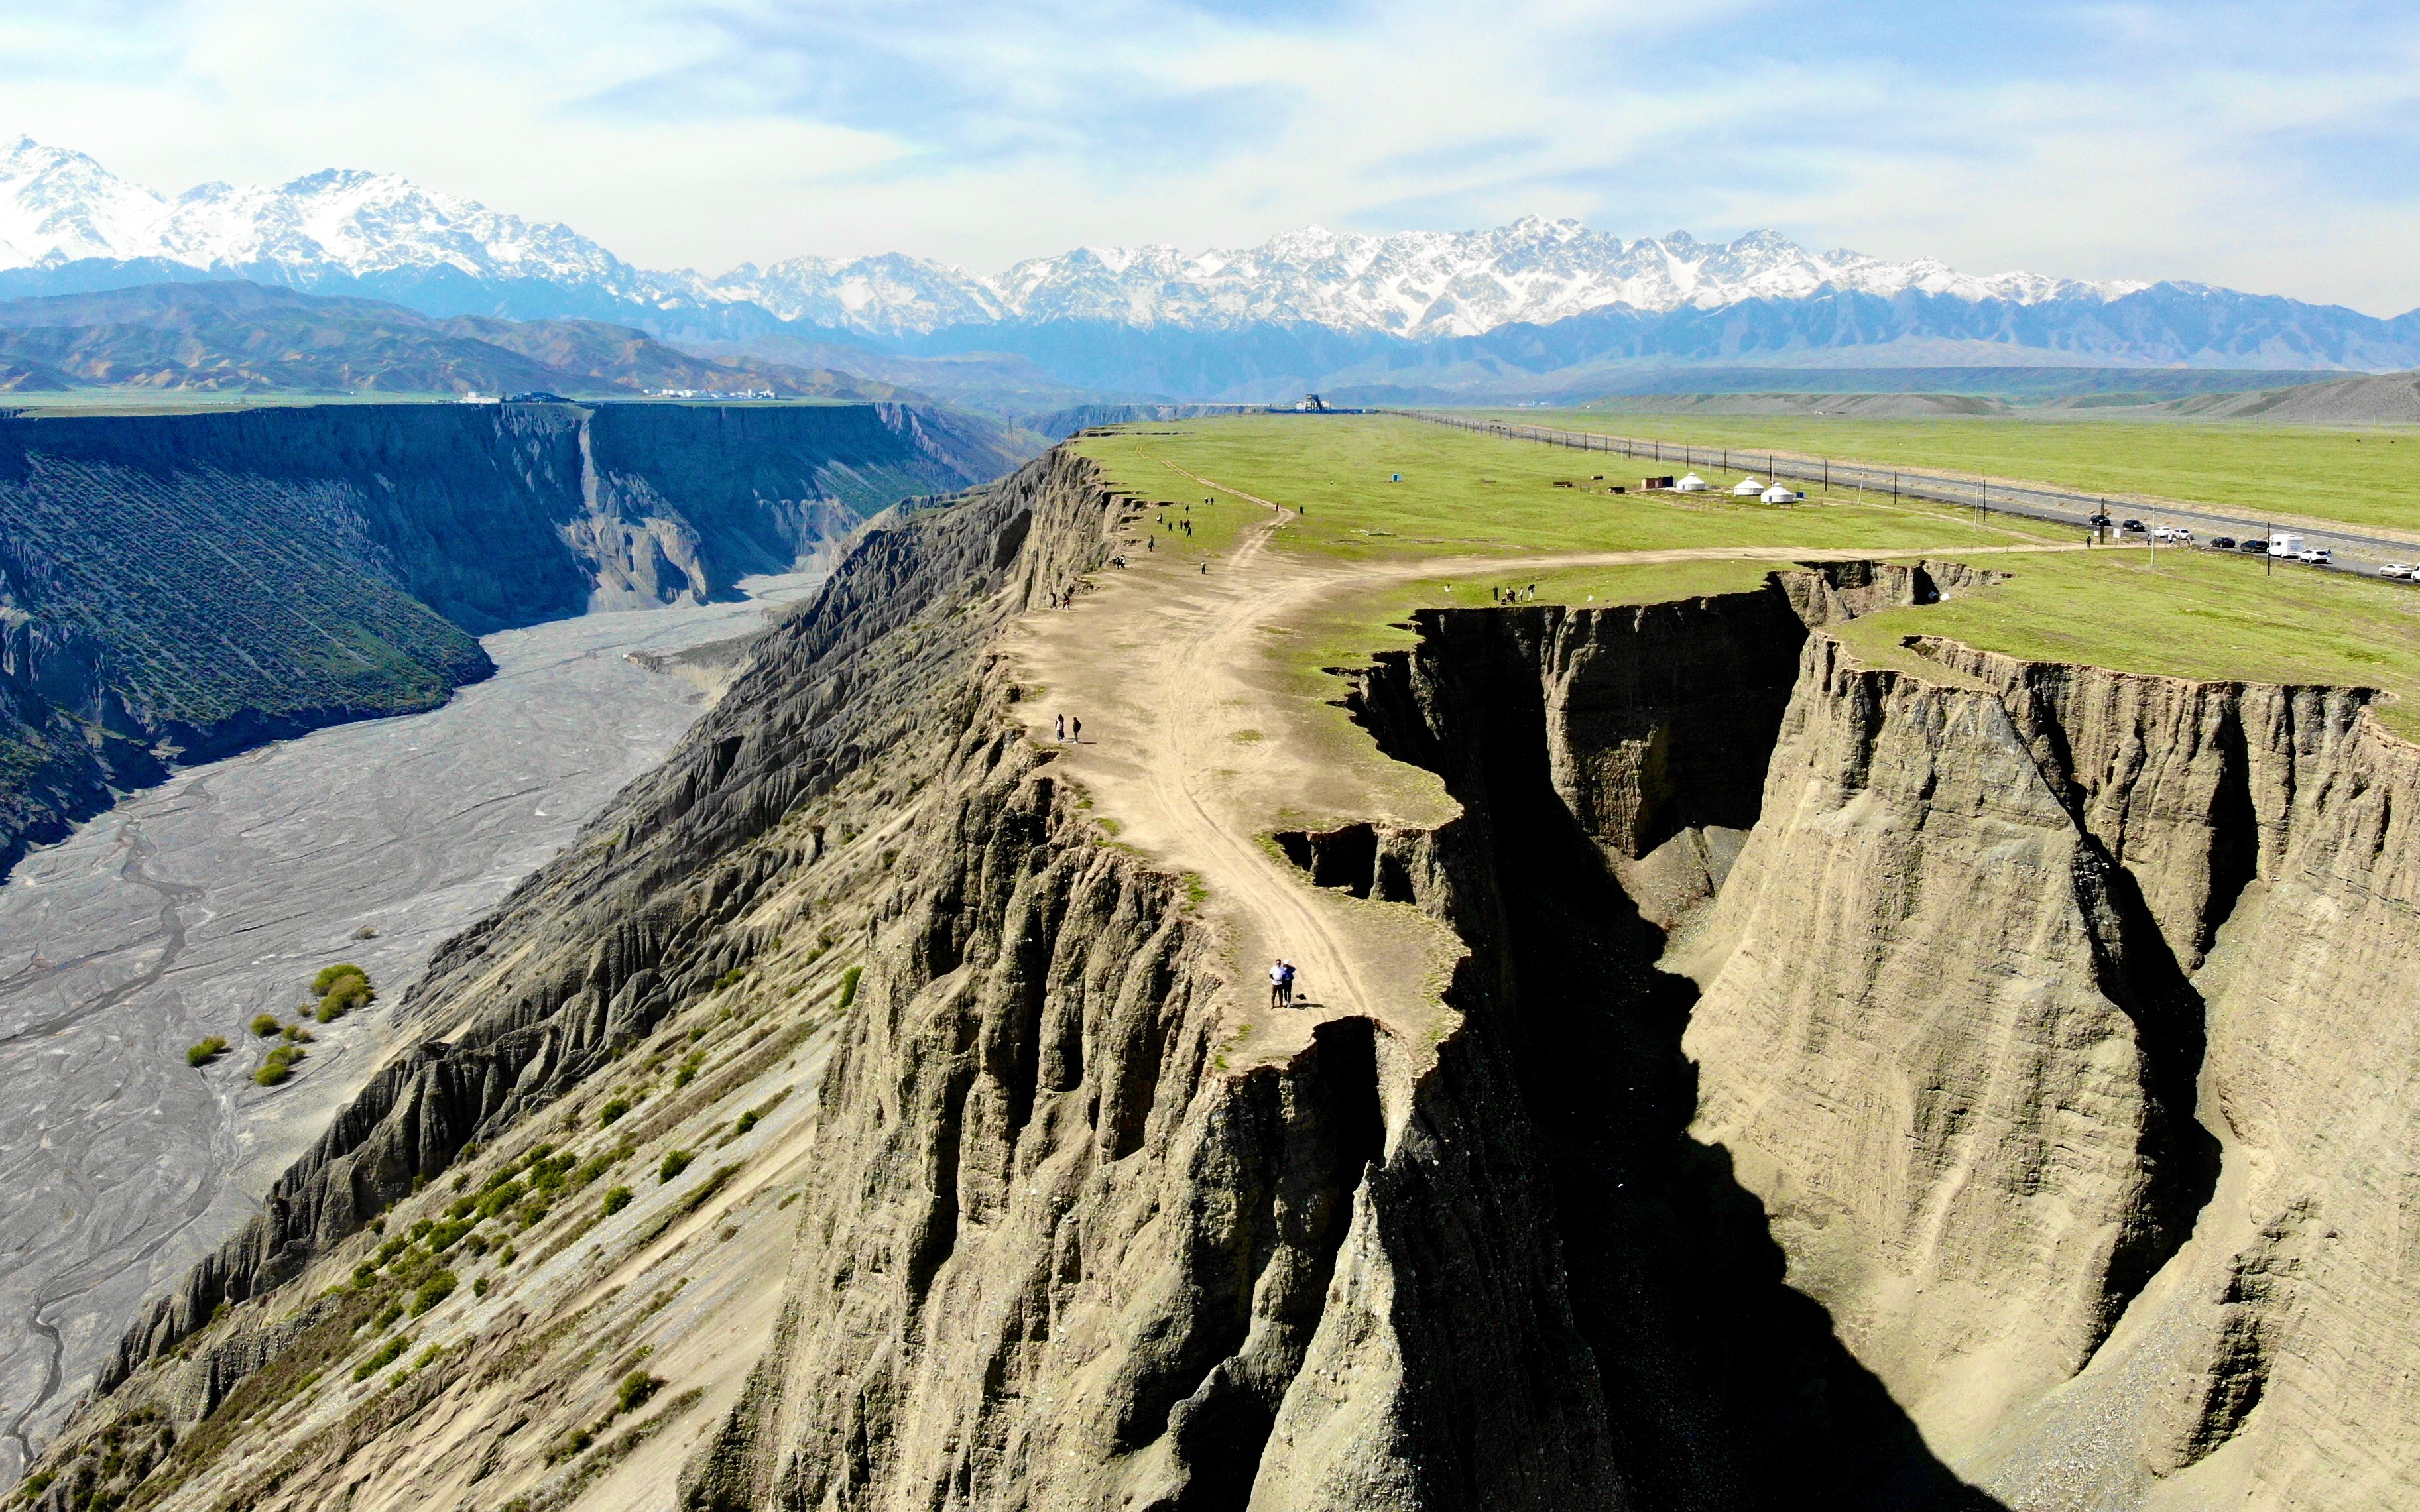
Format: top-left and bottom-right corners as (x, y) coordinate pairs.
(0, 579), (810, 1478)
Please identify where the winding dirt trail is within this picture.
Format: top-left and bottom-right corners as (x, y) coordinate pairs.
(1010, 472), (2075, 1065)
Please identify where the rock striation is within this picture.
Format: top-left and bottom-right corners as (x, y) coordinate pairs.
(0, 399), (1034, 874)
(21, 450), (2420, 1511)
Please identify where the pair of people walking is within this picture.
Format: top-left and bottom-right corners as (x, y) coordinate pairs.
(1054, 713), (1082, 744)
(1268, 957), (1298, 1009)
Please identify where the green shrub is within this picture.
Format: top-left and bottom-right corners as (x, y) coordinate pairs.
(474, 1180), (526, 1221)
(733, 1110), (760, 1138)
(599, 1098), (631, 1127)
(351, 1334), (411, 1381)
(255, 1044), (303, 1086)
(615, 1371), (664, 1415)
(601, 1186), (633, 1216)
(838, 964), (863, 1008)
(472, 1276), (489, 1297)
(249, 1014), (280, 1038)
(312, 963), (368, 996)
(713, 966), (746, 990)
(659, 1149), (696, 1183)
(315, 972), (371, 1023)
(282, 1024), (313, 1043)
(184, 1037), (229, 1067)
(408, 1272), (457, 1316)
(674, 1050), (705, 1088)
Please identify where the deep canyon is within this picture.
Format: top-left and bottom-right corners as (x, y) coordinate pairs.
(6, 436), (2416, 1511)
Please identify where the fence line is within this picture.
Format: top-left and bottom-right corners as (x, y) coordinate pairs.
(1371, 408), (2415, 571)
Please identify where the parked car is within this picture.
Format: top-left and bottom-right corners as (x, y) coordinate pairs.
(2150, 526), (2193, 543)
(2121, 518), (2147, 532)
(2210, 536), (2237, 550)
(2297, 548), (2332, 565)
(2381, 563), (2413, 580)
(2240, 539), (2270, 553)
(2089, 512), (2114, 529)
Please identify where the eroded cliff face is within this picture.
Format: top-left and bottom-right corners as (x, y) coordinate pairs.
(1679, 630), (2420, 1509)
(0, 398), (1032, 873)
(22, 447), (2420, 1512)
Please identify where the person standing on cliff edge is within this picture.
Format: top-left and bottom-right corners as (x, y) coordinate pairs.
(1270, 958), (1288, 1010)
(1055, 713), (1065, 742)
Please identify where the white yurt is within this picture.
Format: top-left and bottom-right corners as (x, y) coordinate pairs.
(1731, 476), (1764, 496)
(1675, 473), (1708, 492)
(1761, 485), (1800, 504)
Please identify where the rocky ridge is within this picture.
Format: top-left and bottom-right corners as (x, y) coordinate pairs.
(0, 398), (1034, 875)
(16, 450), (2420, 1511)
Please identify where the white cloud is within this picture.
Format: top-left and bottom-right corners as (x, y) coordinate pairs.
(1, 0), (2416, 311)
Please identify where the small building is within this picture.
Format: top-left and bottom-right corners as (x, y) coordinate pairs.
(1292, 394), (1328, 412)
(1640, 475), (1676, 491)
(1675, 473), (1708, 492)
(1732, 476), (1765, 496)
(1761, 486), (1802, 504)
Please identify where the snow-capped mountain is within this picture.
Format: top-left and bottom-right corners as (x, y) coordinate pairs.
(0, 135), (2142, 341)
(701, 219), (2144, 339)
(0, 137), (658, 298)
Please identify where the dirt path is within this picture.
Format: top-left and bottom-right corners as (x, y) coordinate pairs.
(1010, 482), (2078, 1065)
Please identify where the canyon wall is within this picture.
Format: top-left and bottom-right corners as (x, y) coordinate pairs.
(0, 399), (1034, 872)
(21, 445), (2420, 1511)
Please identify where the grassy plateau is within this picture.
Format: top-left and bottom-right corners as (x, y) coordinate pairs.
(1475, 411), (2420, 538)
(1072, 414), (2420, 738)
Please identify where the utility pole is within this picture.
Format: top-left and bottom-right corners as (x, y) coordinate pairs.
(2267, 522), (2273, 577)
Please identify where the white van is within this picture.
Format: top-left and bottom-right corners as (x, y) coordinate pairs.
(2269, 534), (2306, 558)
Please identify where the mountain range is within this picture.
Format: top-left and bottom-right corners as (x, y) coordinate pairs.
(7, 134), (2420, 400)
(0, 282), (910, 398)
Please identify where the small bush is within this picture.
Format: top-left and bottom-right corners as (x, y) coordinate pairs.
(474, 1180), (526, 1221)
(838, 965), (863, 1008)
(615, 1371), (665, 1415)
(282, 1024), (313, 1043)
(255, 1044), (303, 1086)
(408, 1272), (457, 1316)
(312, 963), (368, 996)
(601, 1186), (633, 1216)
(732, 1110), (760, 1139)
(713, 966), (746, 990)
(472, 1275), (489, 1297)
(599, 1098), (631, 1127)
(185, 1037), (229, 1067)
(352, 1334), (412, 1381)
(674, 1050), (705, 1088)
(659, 1149), (696, 1184)
(249, 1014), (281, 1038)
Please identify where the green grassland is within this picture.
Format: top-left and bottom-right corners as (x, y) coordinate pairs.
(1071, 414), (2420, 738)
(1074, 413), (2067, 564)
(1473, 411), (2420, 537)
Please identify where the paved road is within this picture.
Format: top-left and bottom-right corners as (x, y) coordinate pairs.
(0, 578), (810, 1481)
(1387, 408), (2420, 577)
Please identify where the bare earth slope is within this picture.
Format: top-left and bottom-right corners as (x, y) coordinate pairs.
(17, 439), (2420, 1511)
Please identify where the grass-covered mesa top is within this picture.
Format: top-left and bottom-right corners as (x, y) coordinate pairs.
(1071, 414), (2420, 738)
(1479, 410), (2420, 538)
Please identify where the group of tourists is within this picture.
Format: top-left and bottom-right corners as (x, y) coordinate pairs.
(1492, 583), (1538, 603)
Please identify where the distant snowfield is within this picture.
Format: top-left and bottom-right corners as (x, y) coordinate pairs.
(0, 134), (2144, 341)
(0, 577), (810, 1480)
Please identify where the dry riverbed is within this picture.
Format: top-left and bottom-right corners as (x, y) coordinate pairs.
(0, 578), (810, 1480)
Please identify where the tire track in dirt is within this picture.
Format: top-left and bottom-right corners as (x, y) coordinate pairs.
(1015, 465), (2085, 1059)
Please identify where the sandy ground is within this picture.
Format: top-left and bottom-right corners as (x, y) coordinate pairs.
(0, 576), (814, 1480)
(1009, 471), (2078, 1075)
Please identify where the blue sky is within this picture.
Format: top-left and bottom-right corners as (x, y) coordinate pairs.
(5, 0), (2417, 311)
